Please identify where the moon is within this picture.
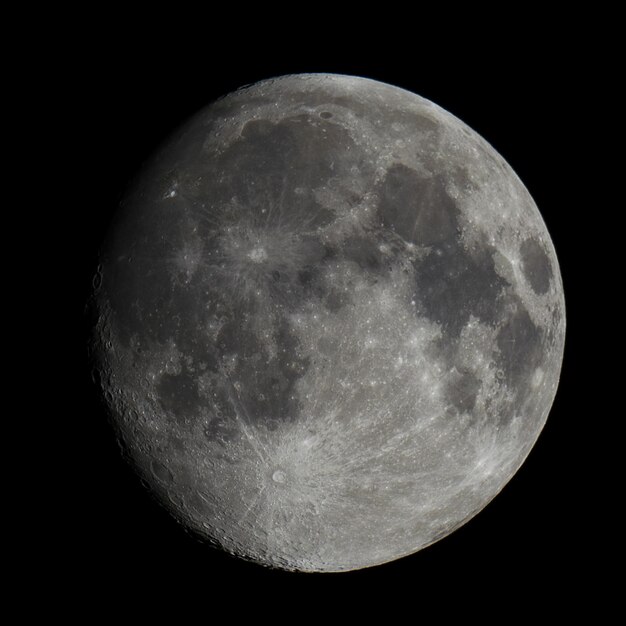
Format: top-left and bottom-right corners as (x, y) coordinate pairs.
(90, 74), (565, 572)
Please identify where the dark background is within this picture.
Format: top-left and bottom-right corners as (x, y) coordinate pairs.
(42, 15), (607, 614)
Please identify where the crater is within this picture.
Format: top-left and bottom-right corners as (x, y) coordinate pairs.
(272, 469), (287, 483)
(92, 265), (103, 291)
(150, 459), (174, 483)
(248, 246), (268, 263)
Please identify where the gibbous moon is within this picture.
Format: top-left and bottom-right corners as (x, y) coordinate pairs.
(90, 74), (565, 572)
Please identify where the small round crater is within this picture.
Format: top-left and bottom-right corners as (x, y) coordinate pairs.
(319, 111), (333, 119)
(272, 470), (286, 484)
(92, 265), (103, 291)
(265, 419), (279, 433)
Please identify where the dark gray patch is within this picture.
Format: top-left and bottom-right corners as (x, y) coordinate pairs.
(520, 238), (552, 295)
(216, 317), (264, 358)
(295, 265), (331, 304)
(377, 165), (458, 246)
(99, 211), (200, 349)
(341, 235), (387, 273)
(324, 288), (351, 312)
(229, 318), (309, 427)
(157, 367), (203, 424)
(495, 296), (544, 390)
(297, 268), (316, 289)
(294, 236), (327, 269)
(412, 238), (509, 336)
(106, 264), (221, 375)
(240, 118), (274, 139)
(446, 369), (481, 414)
(209, 114), (372, 232)
(205, 315), (310, 432)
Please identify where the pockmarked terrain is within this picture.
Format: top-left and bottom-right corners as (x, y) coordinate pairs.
(90, 74), (565, 572)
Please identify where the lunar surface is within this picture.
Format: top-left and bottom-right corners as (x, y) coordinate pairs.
(90, 74), (565, 572)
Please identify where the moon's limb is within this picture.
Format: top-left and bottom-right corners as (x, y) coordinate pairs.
(91, 74), (565, 572)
